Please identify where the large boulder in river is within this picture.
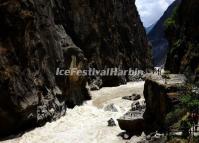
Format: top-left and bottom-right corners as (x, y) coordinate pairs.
(104, 103), (119, 112)
(143, 74), (187, 132)
(117, 111), (145, 135)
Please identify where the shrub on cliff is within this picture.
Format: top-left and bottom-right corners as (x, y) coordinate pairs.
(180, 89), (199, 114)
(164, 6), (178, 29)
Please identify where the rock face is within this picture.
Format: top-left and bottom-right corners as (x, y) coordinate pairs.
(0, 0), (90, 135)
(148, 0), (181, 66)
(143, 74), (187, 132)
(62, 0), (152, 86)
(165, 0), (199, 84)
(0, 0), (151, 136)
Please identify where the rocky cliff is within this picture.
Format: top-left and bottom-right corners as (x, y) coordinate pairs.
(143, 74), (187, 132)
(148, 0), (181, 66)
(0, 0), (91, 135)
(62, 0), (152, 87)
(165, 0), (199, 84)
(0, 0), (151, 136)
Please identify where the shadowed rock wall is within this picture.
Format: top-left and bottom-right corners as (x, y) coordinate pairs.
(0, 0), (151, 135)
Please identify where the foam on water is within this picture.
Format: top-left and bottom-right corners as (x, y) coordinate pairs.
(2, 81), (145, 143)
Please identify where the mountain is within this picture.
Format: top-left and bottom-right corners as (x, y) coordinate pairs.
(0, 0), (151, 135)
(62, 0), (152, 87)
(165, 0), (199, 84)
(145, 23), (156, 34)
(148, 0), (181, 66)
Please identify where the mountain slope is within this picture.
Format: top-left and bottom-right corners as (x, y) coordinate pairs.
(145, 23), (156, 34)
(165, 0), (199, 84)
(148, 0), (181, 66)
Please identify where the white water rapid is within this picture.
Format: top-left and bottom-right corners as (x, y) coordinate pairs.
(2, 81), (145, 143)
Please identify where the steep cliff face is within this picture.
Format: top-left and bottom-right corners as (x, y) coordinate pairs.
(62, 0), (152, 86)
(165, 0), (199, 84)
(0, 0), (90, 135)
(0, 0), (151, 136)
(148, 0), (181, 66)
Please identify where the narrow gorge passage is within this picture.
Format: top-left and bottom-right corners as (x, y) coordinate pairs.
(1, 82), (144, 143)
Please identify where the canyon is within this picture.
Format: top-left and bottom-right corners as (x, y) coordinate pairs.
(0, 0), (198, 142)
(0, 0), (151, 136)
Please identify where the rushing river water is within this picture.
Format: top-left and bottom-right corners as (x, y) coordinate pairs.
(2, 82), (145, 143)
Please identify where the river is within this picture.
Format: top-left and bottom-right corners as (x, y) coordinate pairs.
(2, 81), (145, 143)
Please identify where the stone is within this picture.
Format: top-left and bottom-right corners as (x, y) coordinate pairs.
(107, 118), (116, 127)
(104, 104), (119, 112)
(89, 77), (103, 91)
(123, 133), (130, 139)
(146, 135), (151, 140)
(133, 94), (141, 101)
(131, 100), (146, 111)
(90, 84), (100, 91)
(117, 111), (145, 134)
(122, 94), (141, 101)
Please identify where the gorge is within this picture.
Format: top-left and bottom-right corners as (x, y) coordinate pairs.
(0, 0), (150, 136)
(0, 0), (198, 143)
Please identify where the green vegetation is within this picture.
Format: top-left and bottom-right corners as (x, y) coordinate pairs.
(180, 91), (199, 114)
(165, 107), (187, 129)
(166, 84), (199, 142)
(164, 17), (176, 28)
(180, 120), (191, 138)
(164, 6), (179, 28)
(168, 137), (199, 143)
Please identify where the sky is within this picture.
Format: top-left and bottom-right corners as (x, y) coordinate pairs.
(135, 0), (175, 27)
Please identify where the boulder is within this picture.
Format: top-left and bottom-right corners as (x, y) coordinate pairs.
(122, 94), (141, 101)
(107, 118), (116, 127)
(90, 84), (100, 91)
(117, 111), (145, 134)
(143, 74), (187, 132)
(131, 100), (146, 111)
(89, 77), (103, 91)
(134, 94), (141, 101)
(104, 104), (119, 112)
